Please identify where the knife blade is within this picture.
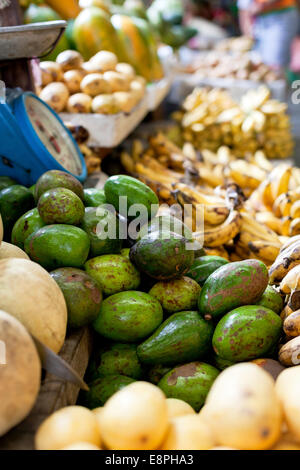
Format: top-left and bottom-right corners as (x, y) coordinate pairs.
(32, 335), (89, 391)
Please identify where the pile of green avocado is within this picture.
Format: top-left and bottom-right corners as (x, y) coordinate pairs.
(1, 171), (284, 412)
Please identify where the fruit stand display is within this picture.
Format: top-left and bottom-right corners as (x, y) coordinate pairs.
(3, 0), (300, 454)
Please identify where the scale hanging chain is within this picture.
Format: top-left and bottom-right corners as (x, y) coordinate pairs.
(0, 0), (11, 9)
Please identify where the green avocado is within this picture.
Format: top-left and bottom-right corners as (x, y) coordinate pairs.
(137, 311), (213, 366)
(80, 206), (122, 257)
(211, 354), (235, 371)
(148, 276), (201, 314)
(35, 170), (84, 201)
(158, 362), (219, 411)
(187, 255), (229, 286)
(130, 230), (195, 281)
(50, 267), (102, 328)
(83, 375), (136, 409)
(138, 215), (193, 241)
(0, 185), (35, 240)
(120, 247), (130, 259)
(85, 254), (140, 296)
(104, 175), (159, 221)
(93, 290), (163, 342)
(212, 305), (282, 362)
(257, 285), (283, 314)
(0, 176), (17, 191)
(94, 343), (143, 380)
(38, 188), (85, 225)
(147, 364), (172, 385)
(11, 208), (46, 249)
(83, 188), (106, 207)
(24, 224), (90, 270)
(198, 259), (269, 320)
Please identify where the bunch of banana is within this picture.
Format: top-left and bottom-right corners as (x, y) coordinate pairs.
(269, 236), (300, 284)
(178, 86), (294, 159)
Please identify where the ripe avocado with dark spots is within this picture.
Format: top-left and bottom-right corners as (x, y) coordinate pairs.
(93, 343), (143, 380)
(82, 375), (136, 409)
(0, 185), (35, 240)
(24, 224), (90, 270)
(212, 305), (282, 362)
(38, 187), (85, 225)
(158, 362), (219, 411)
(50, 267), (102, 328)
(80, 207), (122, 257)
(93, 290), (163, 342)
(85, 254), (140, 296)
(11, 208), (45, 249)
(137, 311), (213, 366)
(149, 277), (201, 314)
(130, 230), (195, 281)
(257, 285), (283, 314)
(198, 259), (269, 320)
(187, 255), (229, 286)
(35, 169), (84, 201)
(138, 215), (193, 241)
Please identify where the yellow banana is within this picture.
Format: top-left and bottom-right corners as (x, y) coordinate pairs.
(283, 310), (300, 338)
(252, 150), (273, 172)
(203, 210), (241, 248)
(281, 304), (294, 321)
(240, 212), (281, 244)
(248, 240), (281, 264)
(273, 192), (294, 218)
(280, 264), (300, 294)
(270, 164), (292, 203)
(290, 218), (300, 237)
(280, 235), (300, 253)
(204, 246), (230, 260)
(255, 211), (282, 234)
(281, 216), (292, 237)
(291, 200), (300, 220)
(228, 160), (265, 190)
(269, 241), (300, 284)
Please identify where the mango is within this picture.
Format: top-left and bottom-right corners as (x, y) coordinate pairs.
(212, 305), (282, 362)
(93, 290), (163, 342)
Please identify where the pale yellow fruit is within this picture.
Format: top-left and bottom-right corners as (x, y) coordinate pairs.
(113, 91), (137, 113)
(35, 406), (101, 450)
(90, 51), (118, 72)
(0, 242), (29, 260)
(67, 93), (92, 113)
(210, 446), (237, 450)
(0, 310), (41, 436)
(0, 258), (67, 352)
(92, 94), (119, 114)
(61, 442), (101, 450)
(271, 432), (300, 450)
(166, 398), (196, 419)
(64, 70), (86, 94)
(56, 50), (83, 72)
(39, 82), (69, 113)
(161, 415), (215, 450)
(275, 366), (300, 441)
(103, 71), (130, 92)
(203, 363), (282, 450)
(0, 214), (3, 245)
(40, 61), (63, 84)
(115, 63), (136, 80)
(80, 73), (111, 97)
(130, 79), (145, 100)
(98, 381), (168, 450)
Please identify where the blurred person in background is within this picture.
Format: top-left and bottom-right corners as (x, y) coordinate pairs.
(238, 0), (299, 70)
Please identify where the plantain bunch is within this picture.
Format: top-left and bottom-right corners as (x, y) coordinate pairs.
(177, 86), (294, 160)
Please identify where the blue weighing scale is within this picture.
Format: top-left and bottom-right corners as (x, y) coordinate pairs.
(0, 21), (87, 186)
(0, 91), (87, 186)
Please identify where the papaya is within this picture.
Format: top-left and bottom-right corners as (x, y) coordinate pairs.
(38, 188), (85, 225)
(0, 185), (35, 240)
(137, 311), (214, 366)
(83, 188), (106, 207)
(130, 230), (194, 281)
(93, 290), (163, 342)
(212, 305), (282, 362)
(11, 208), (46, 250)
(50, 267), (102, 328)
(73, 6), (123, 60)
(104, 174), (159, 221)
(149, 277), (201, 314)
(186, 255), (229, 286)
(25, 225), (90, 271)
(85, 254), (140, 296)
(111, 14), (163, 82)
(198, 260), (269, 320)
(257, 285), (283, 314)
(93, 343), (143, 380)
(81, 207), (122, 257)
(158, 362), (219, 411)
(35, 170), (84, 201)
(83, 375), (136, 409)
